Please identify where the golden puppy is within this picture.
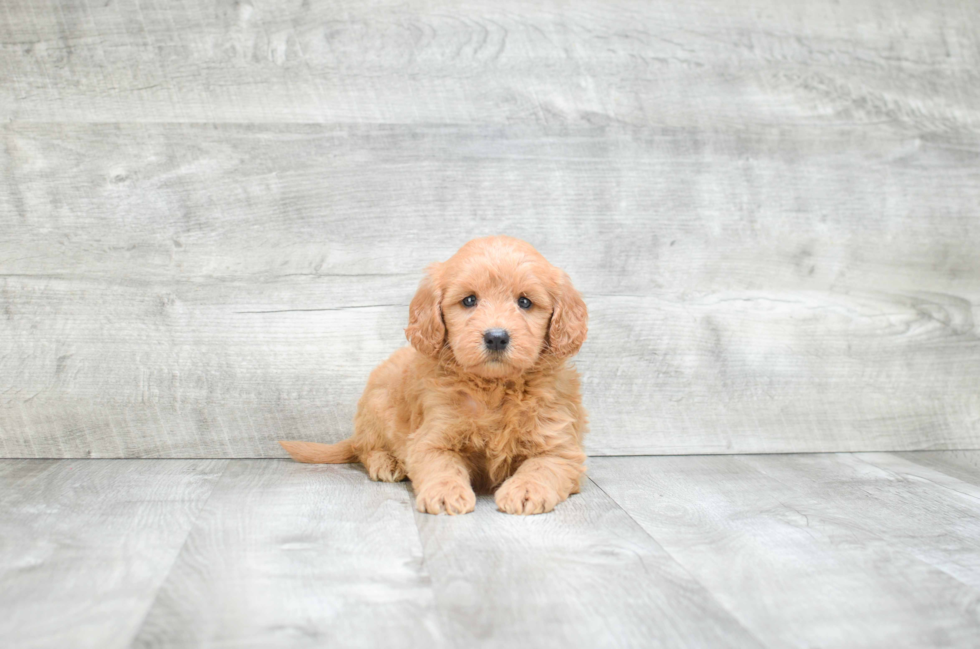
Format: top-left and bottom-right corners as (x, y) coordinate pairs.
(280, 236), (588, 515)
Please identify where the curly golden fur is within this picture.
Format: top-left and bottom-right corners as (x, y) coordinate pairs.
(280, 236), (588, 515)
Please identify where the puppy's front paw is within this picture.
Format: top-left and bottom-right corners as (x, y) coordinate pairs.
(495, 475), (562, 515)
(415, 480), (476, 515)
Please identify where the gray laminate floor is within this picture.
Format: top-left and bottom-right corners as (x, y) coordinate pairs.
(2, 452), (979, 649)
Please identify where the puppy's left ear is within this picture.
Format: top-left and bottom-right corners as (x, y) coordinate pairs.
(547, 270), (588, 359)
(405, 263), (446, 357)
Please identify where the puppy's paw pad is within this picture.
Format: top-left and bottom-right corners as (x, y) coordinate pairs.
(495, 477), (561, 515)
(415, 481), (476, 515)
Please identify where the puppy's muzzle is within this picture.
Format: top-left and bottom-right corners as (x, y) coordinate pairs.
(483, 328), (510, 352)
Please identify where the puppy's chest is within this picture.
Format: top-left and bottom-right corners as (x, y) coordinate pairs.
(455, 390), (536, 444)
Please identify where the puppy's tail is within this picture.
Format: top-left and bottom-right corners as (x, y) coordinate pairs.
(279, 439), (357, 464)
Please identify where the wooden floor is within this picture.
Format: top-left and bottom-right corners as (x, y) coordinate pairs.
(2, 453), (979, 648)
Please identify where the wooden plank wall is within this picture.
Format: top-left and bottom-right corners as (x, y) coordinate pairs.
(1, 0), (978, 457)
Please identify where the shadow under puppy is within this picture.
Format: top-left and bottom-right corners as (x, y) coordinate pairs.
(280, 236), (588, 515)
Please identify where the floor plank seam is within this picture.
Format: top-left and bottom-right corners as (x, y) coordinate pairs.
(406, 483), (461, 649)
(121, 460), (232, 649)
(585, 474), (773, 649)
(734, 453), (980, 597)
(852, 453), (980, 505)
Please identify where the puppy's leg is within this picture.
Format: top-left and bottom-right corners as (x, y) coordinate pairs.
(350, 363), (406, 480)
(361, 450), (407, 482)
(408, 446), (476, 515)
(495, 451), (586, 516)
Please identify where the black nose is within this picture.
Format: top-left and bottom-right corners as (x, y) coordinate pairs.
(484, 328), (510, 352)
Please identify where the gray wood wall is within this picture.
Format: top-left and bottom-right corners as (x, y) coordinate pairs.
(1, 0), (978, 458)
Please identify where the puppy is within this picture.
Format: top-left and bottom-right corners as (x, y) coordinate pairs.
(280, 236), (588, 515)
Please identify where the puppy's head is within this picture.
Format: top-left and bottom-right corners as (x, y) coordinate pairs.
(405, 236), (587, 378)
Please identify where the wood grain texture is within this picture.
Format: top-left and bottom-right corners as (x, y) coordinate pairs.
(896, 450), (980, 489)
(1, 120), (978, 457)
(2, 1), (980, 457)
(0, 459), (226, 649)
(745, 452), (980, 590)
(129, 460), (444, 649)
(1, 0), (978, 128)
(862, 451), (980, 503)
(413, 477), (763, 649)
(4, 455), (980, 646)
(589, 455), (980, 648)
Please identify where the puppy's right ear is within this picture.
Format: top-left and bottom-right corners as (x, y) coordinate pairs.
(405, 263), (446, 357)
(547, 270), (588, 359)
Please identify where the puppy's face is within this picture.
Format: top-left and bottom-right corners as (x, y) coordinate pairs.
(406, 237), (588, 378)
(441, 253), (554, 378)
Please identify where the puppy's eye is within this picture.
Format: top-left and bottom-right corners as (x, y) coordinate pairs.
(461, 295), (477, 307)
(517, 296), (532, 309)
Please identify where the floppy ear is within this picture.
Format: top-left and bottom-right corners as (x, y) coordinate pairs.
(405, 263), (446, 357)
(548, 270), (588, 358)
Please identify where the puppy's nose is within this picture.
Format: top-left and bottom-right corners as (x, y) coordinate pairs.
(483, 328), (510, 352)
